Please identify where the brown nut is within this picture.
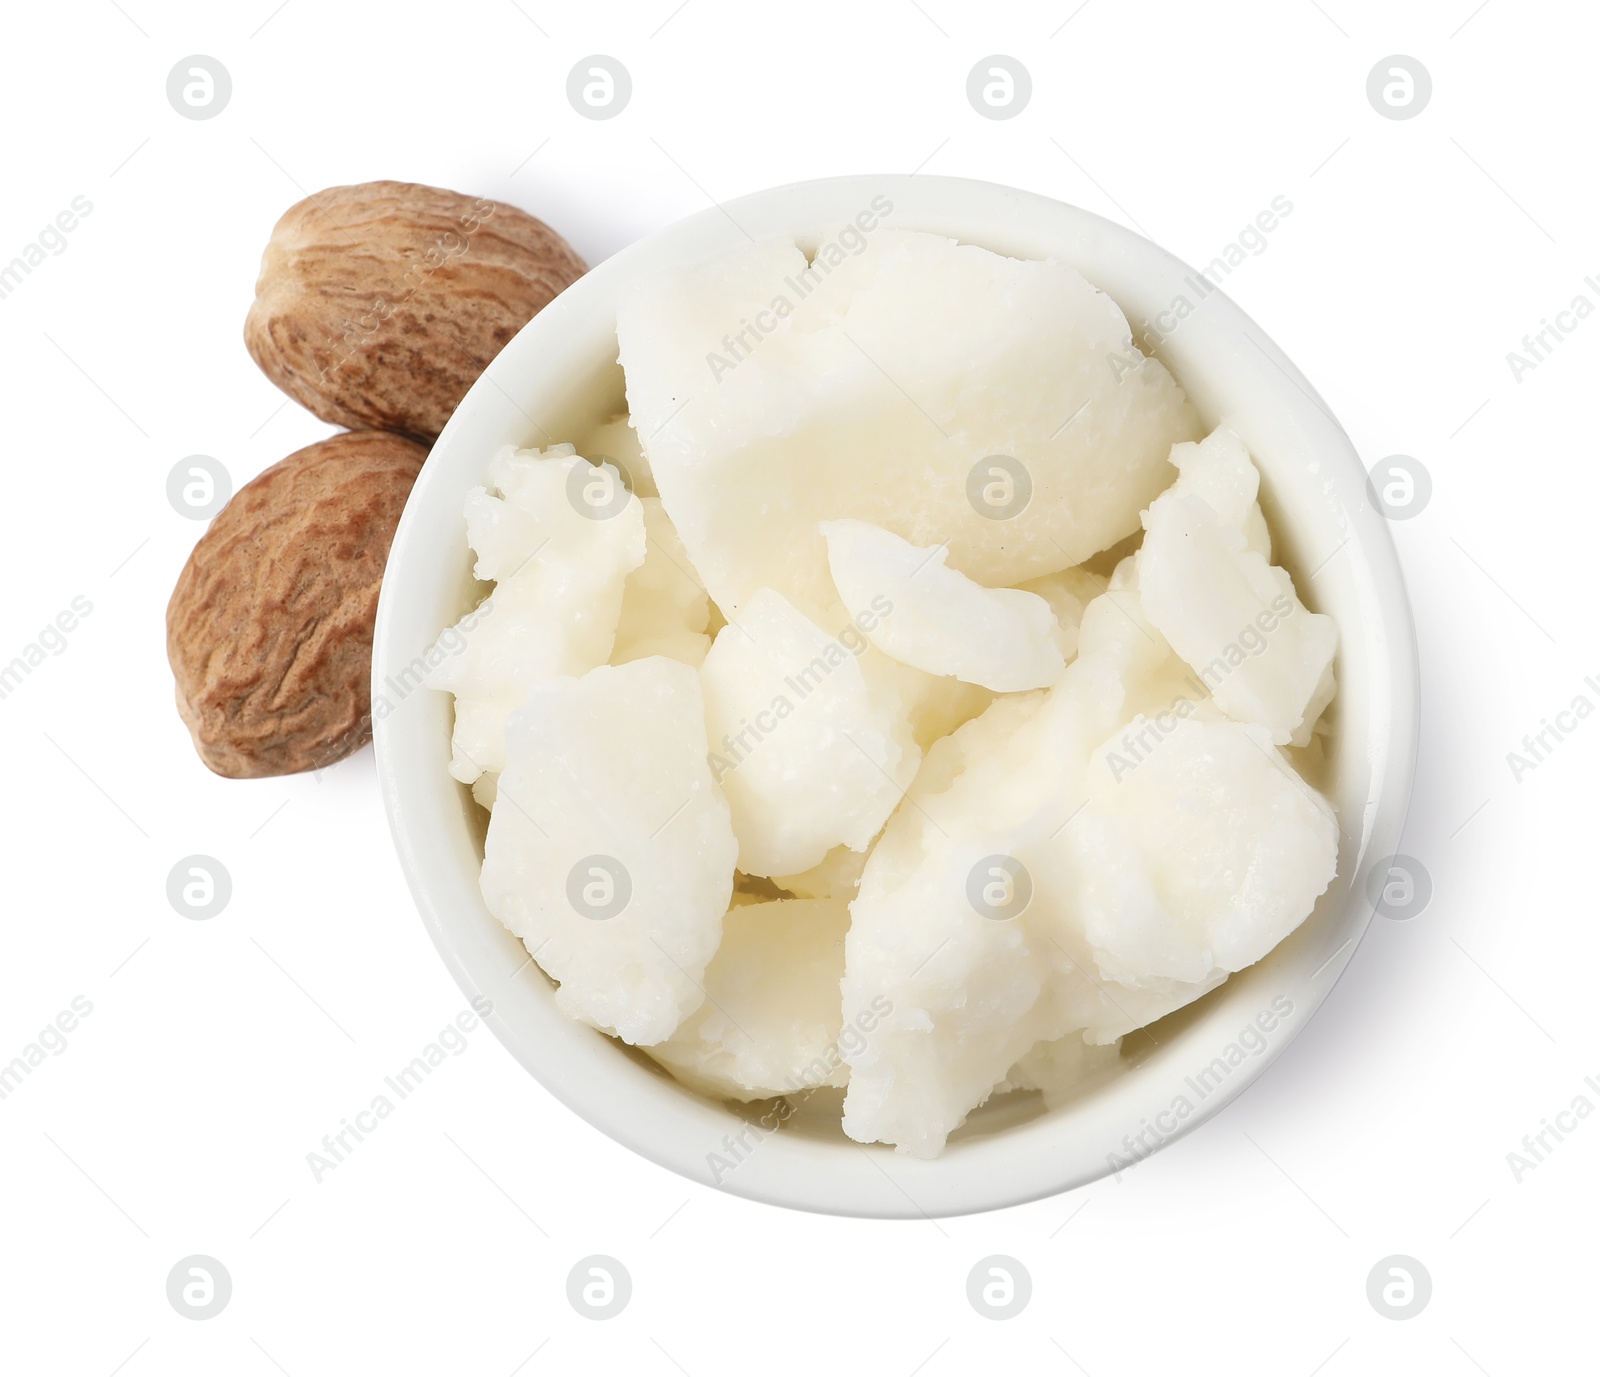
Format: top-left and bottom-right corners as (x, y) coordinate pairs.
(243, 180), (586, 442)
(167, 430), (428, 778)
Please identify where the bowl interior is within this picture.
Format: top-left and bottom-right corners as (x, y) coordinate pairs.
(373, 175), (1416, 1217)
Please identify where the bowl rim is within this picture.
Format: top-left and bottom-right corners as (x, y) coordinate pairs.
(373, 172), (1420, 1218)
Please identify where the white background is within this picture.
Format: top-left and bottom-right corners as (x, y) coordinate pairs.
(1, 0), (1593, 1372)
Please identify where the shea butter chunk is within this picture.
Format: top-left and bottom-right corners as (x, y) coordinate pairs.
(821, 518), (1066, 691)
(480, 657), (737, 1045)
(700, 589), (918, 877)
(648, 896), (852, 1099)
(1138, 428), (1336, 745)
(611, 497), (712, 668)
(617, 230), (1200, 616)
(428, 445), (645, 783)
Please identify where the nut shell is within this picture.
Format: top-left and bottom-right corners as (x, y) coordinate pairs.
(244, 180), (586, 441)
(167, 431), (428, 778)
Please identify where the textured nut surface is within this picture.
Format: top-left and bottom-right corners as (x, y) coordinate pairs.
(167, 431), (428, 778)
(244, 181), (586, 441)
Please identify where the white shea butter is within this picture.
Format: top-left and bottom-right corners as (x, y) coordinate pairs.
(821, 518), (1066, 691)
(699, 588), (917, 877)
(480, 658), (738, 1046)
(426, 444), (645, 784)
(647, 896), (853, 1100)
(616, 229), (1200, 616)
(431, 226), (1342, 1161)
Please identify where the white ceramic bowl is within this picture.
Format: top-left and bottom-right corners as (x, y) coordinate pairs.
(373, 175), (1418, 1218)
